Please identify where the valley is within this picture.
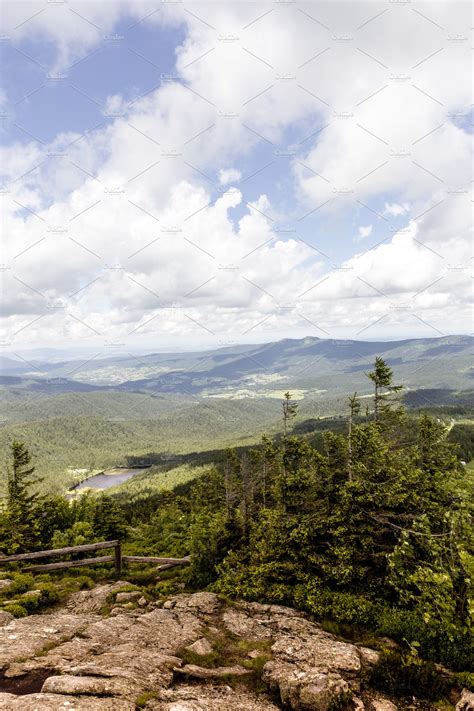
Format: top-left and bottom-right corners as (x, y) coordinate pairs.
(0, 335), (472, 495)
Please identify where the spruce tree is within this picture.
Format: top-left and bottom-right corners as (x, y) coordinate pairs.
(367, 356), (402, 421)
(5, 441), (42, 552)
(347, 392), (360, 481)
(282, 391), (298, 437)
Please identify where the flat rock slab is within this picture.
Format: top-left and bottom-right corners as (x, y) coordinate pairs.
(42, 674), (136, 697)
(0, 692), (134, 710)
(148, 684), (281, 710)
(0, 612), (98, 668)
(175, 663), (253, 679)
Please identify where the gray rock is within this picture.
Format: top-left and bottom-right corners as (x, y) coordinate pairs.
(116, 590), (141, 603)
(42, 673), (137, 698)
(175, 664), (253, 679)
(371, 700), (398, 711)
(358, 647), (380, 666)
(147, 684), (280, 710)
(185, 637), (213, 656)
(456, 689), (474, 711)
(67, 581), (130, 614)
(171, 592), (220, 616)
(0, 692), (134, 709)
(0, 579), (13, 592)
(0, 611), (14, 627)
(263, 661), (349, 711)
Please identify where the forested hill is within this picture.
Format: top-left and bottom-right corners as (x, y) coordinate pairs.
(1, 334), (472, 397)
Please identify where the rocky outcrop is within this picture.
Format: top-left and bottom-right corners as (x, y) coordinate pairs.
(0, 588), (431, 710)
(457, 689), (474, 711)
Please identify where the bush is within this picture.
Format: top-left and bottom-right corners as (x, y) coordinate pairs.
(37, 582), (60, 605)
(17, 592), (41, 613)
(453, 672), (474, 691)
(3, 603), (27, 618)
(370, 650), (448, 699)
(8, 573), (34, 595)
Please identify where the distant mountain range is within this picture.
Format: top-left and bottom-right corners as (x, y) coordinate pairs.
(1, 335), (472, 400)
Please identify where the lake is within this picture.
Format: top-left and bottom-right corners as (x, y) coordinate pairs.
(72, 467), (150, 491)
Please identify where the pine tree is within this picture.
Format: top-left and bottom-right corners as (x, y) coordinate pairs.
(367, 357), (402, 421)
(282, 391), (298, 437)
(347, 392), (360, 481)
(4, 441), (43, 552)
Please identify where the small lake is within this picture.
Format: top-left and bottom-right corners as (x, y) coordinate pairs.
(72, 467), (149, 491)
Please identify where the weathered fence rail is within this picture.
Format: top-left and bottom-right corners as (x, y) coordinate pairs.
(0, 540), (190, 577)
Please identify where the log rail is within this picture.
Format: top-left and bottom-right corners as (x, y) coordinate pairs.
(0, 540), (190, 577)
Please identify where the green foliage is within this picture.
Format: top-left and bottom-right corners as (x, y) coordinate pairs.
(453, 671), (474, 691)
(3, 603), (27, 618)
(369, 648), (448, 699)
(1, 441), (43, 552)
(91, 495), (127, 541)
(8, 573), (35, 595)
(449, 423), (474, 462)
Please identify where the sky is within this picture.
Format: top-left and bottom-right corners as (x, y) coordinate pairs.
(0, 0), (472, 354)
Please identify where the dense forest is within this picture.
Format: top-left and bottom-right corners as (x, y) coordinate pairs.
(0, 358), (473, 699)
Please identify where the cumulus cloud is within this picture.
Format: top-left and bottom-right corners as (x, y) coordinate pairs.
(355, 224), (373, 242)
(0, 0), (471, 348)
(383, 203), (410, 217)
(219, 168), (241, 186)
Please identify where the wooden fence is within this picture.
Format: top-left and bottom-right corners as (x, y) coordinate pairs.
(0, 540), (190, 577)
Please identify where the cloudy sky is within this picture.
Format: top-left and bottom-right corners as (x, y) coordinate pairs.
(0, 0), (471, 353)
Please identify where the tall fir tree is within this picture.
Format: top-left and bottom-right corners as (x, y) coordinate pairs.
(367, 356), (402, 421)
(4, 441), (43, 552)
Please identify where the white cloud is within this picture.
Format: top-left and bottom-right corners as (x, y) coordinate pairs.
(355, 224), (372, 242)
(218, 168), (241, 186)
(0, 0), (471, 347)
(383, 202), (410, 217)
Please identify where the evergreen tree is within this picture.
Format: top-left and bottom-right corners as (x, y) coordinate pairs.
(91, 495), (127, 541)
(367, 356), (402, 421)
(347, 392), (360, 480)
(3, 441), (43, 553)
(282, 391), (298, 437)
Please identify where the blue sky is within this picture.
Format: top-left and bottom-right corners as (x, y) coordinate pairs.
(0, 1), (471, 351)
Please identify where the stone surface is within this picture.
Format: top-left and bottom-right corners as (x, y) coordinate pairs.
(0, 587), (427, 711)
(358, 647), (380, 666)
(0, 612), (13, 627)
(0, 692), (134, 709)
(168, 591), (220, 616)
(185, 637), (213, 656)
(65, 580), (130, 614)
(0, 580), (12, 592)
(42, 674), (136, 697)
(176, 663), (253, 679)
(116, 590), (141, 603)
(457, 689), (474, 711)
(147, 685), (280, 710)
(371, 699), (398, 711)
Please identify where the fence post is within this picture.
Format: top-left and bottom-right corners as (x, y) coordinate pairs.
(114, 542), (122, 578)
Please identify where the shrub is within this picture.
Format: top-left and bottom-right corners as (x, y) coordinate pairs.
(369, 650), (448, 699)
(37, 582), (60, 605)
(17, 592), (41, 613)
(3, 603), (27, 618)
(8, 573), (34, 595)
(453, 672), (474, 691)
